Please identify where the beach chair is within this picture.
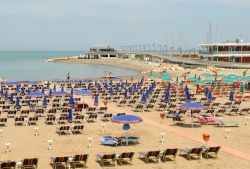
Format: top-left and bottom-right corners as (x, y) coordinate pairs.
(161, 148), (178, 162)
(96, 153), (116, 167)
(203, 146), (221, 159)
(179, 147), (203, 160)
(22, 158), (38, 169)
(156, 104), (167, 111)
(117, 100), (127, 107)
(35, 109), (44, 117)
(218, 119), (239, 127)
(20, 110), (30, 117)
(116, 113), (126, 116)
(117, 152), (134, 165)
(47, 108), (57, 115)
(74, 115), (84, 124)
(127, 100), (136, 107)
(139, 150), (161, 163)
(57, 116), (68, 124)
(227, 108), (239, 116)
(0, 161), (16, 169)
(0, 118), (7, 126)
(56, 126), (70, 135)
(172, 116), (184, 125)
(133, 104), (144, 112)
(70, 154), (89, 169)
(86, 114), (98, 122)
(7, 110), (17, 118)
(28, 117), (38, 125)
(144, 104), (154, 112)
(71, 125), (84, 134)
(86, 107), (96, 114)
(50, 156), (68, 169)
(98, 107), (107, 114)
(2, 105), (10, 112)
(101, 113), (113, 121)
(240, 108), (250, 115)
(15, 117), (25, 126)
(45, 115), (56, 125)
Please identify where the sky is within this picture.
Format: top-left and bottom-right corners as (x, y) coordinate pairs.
(0, 0), (249, 50)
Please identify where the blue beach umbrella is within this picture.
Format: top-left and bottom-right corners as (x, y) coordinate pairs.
(184, 85), (188, 93)
(21, 87), (25, 95)
(4, 90), (8, 99)
(87, 83), (91, 90)
(35, 85), (38, 91)
(185, 90), (191, 102)
(70, 88), (74, 96)
(51, 91), (69, 96)
(104, 82), (108, 89)
(109, 87), (113, 95)
(164, 92), (169, 103)
(129, 87), (133, 94)
(68, 95), (75, 107)
(76, 90), (92, 96)
(125, 80), (128, 87)
(124, 89), (128, 98)
(112, 114), (143, 124)
(46, 81), (50, 88)
(61, 86), (64, 92)
(229, 91), (234, 101)
(0, 88), (3, 96)
(181, 102), (206, 110)
(9, 94), (14, 104)
(121, 81), (124, 89)
(205, 87), (209, 96)
(207, 90), (213, 101)
(41, 86), (45, 94)
(28, 92), (45, 97)
(42, 96), (47, 108)
(141, 93), (147, 104)
(15, 97), (20, 109)
(16, 86), (20, 92)
(53, 84), (56, 92)
(94, 94), (99, 106)
(49, 89), (52, 96)
(98, 84), (101, 91)
(115, 84), (119, 92)
(27, 88), (31, 94)
(109, 80), (113, 86)
(68, 109), (73, 123)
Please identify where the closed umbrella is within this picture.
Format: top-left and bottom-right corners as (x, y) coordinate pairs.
(41, 86), (45, 94)
(229, 91), (234, 101)
(205, 87), (209, 96)
(61, 86), (64, 92)
(68, 95), (75, 107)
(94, 94), (99, 106)
(0, 88), (3, 96)
(15, 97), (20, 109)
(124, 89), (128, 98)
(4, 90), (8, 99)
(28, 88), (31, 94)
(42, 96), (47, 108)
(21, 87), (25, 95)
(70, 87), (74, 96)
(185, 89), (191, 102)
(68, 109), (73, 123)
(9, 94), (14, 104)
(164, 92), (169, 103)
(129, 87), (133, 95)
(53, 84), (56, 92)
(207, 90), (212, 101)
(109, 87), (113, 95)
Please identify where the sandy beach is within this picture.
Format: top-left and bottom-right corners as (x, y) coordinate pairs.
(1, 69), (250, 169)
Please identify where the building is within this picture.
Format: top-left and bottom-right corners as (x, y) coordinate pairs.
(199, 39), (250, 63)
(86, 46), (118, 59)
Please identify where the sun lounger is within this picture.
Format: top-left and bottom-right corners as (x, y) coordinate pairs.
(71, 125), (84, 134)
(218, 119), (239, 127)
(45, 115), (56, 125)
(56, 126), (70, 135)
(173, 116), (184, 125)
(139, 150), (161, 163)
(20, 110), (30, 117)
(86, 114), (98, 122)
(0, 118), (7, 126)
(22, 158), (38, 169)
(161, 148), (178, 162)
(35, 109), (44, 117)
(227, 108), (239, 116)
(179, 147), (203, 160)
(144, 104), (154, 112)
(240, 108), (250, 115)
(133, 104), (144, 112)
(117, 100), (127, 107)
(28, 117), (38, 125)
(57, 116), (68, 124)
(100, 136), (122, 146)
(203, 146), (221, 159)
(70, 154), (88, 169)
(117, 152), (134, 165)
(74, 115), (84, 123)
(0, 161), (16, 169)
(7, 110), (17, 118)
(101, 113), (113, 121)
(15, 117), (25, 126)
(119, 136), (140, 145)
(98, 107), (107, 114)
(47, 108), (57, 114)
(50, 156), (68, 169)
(96, 153), (116, 166)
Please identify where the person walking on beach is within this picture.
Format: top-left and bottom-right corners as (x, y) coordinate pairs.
(66, 72), (70, 80)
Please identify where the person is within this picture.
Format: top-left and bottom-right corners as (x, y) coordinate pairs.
(66, 72), (70, 80)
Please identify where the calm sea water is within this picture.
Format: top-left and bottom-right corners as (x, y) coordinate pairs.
(0, 51), (138, 81)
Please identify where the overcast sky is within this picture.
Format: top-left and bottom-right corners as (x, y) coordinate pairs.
(0, 0), (249, 50)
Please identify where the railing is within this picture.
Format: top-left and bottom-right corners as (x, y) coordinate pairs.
(200, 51), (250, 55)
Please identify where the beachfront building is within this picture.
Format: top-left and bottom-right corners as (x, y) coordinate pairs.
(85, 46), (118, 59)
(199, 39), (250, 63)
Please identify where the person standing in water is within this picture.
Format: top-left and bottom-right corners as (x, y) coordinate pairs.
(66, 72), (70, 80)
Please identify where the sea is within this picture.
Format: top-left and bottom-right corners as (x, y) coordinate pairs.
(0, 51), (138, 81)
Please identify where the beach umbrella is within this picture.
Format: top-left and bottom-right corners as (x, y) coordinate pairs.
(98, 84), (101, 91)
(133, 83), (136, 91)
(53, 84), (56, 92)
(184, 85), (188, 93)
(94, 94), (99, 106)
(68, 109), (73, 123)
(180, 81), (184, 88)
(194, 74), (197, 79)
(35, 85), (38, 91)
(240, 85), (244, 94)
(104, 82), (108, 89)
(0, 88), (3, 96)
(176, 76), (179, 82)
(229, 91), (234, 101)
(115, 84), (119, 92)
(42, 96), (47, 108)
(49, 89), (52, 96)
(198, 76), (201, 81)
(124, 89), (128, 98)
(211, 81), (215, 88)
(121, 81), (124, 89)
(141, 93), (147, 104)
(166, 83), (171, 93)
(4, 90), (8, 99)
(109, 80), (113, 87)
(68, 95), (75, 107)
(112, 114), (143, 145)
(41, 86), (45, 94)
(16, 86), (20, 93)
(51, 91), (69, 97)
(27, 88), (31, 94)
(109, 87), (113, 95)
(205, 87), (209, 96)
(76, 90), (92, 102)
(207, 90), (213, 101)
(232, 82), (236, 90)
(15, 97), (20, 109)
(129, 87), (133, 95)
(141, 75), (144, 82)
(185, 89), (191, 102)
(181, 102), (206, 116)
(217, 83), (221, 90)
(126, 80), (128, 87)
(46, 81), (50, 88)
(131, 76), (134, 82)
(21, 87), (25, 95)
(28, 92), (45, 97)
(61, 86), (64, 92)
(70, 87), (74, 96)
(164, 91), (169, 103)
(9, 94), (14, 104)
